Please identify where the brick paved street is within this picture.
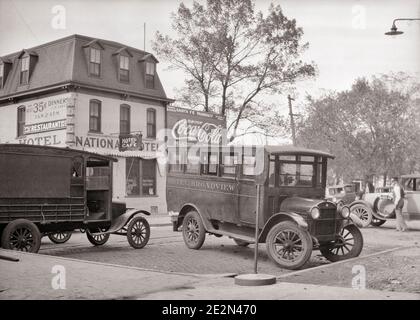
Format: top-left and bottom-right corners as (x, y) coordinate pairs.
(38, 221), (420, 278)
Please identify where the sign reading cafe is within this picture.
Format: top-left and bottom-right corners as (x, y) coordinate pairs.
(167, 106), (226, 145)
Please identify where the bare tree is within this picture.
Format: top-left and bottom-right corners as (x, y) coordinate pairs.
(153, 0), (316, 141)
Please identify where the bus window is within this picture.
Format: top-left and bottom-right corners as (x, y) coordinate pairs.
(185, 148), (200, 174)
(221, 153), (238, 177)
(168, 147), (185, 173)
(279, 163), (297, 186)
(269, 155), (276, 187)
(201, 152), (218, 176)
(243, 155), (256, 176)
(297, 163), (314, 186)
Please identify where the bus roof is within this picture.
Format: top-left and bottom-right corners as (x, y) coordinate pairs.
(264, 145), (335, 159)
(401, 173), (420, 179)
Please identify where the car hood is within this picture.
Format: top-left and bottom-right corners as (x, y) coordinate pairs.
(280, 196), (330, 215)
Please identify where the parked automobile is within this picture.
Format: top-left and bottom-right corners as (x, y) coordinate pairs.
(167, 145), (363, 270)
(326, 184), (357, 206)
(349, 174), (420, 227)
(0, 144), (151, 253)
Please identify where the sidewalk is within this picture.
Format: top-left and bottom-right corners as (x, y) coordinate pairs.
(1, 249), (419, 300)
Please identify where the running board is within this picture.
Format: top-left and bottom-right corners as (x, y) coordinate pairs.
(208, 229), (256, 243)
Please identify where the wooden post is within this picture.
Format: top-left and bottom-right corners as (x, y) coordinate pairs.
(254, 184), (262, 274)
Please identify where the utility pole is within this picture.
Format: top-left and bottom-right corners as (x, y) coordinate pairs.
(288, 95), (297, 146)
(144, 22), (146, 51)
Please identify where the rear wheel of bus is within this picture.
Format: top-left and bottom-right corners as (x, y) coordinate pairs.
(266, 221), (313, 270)
(182, 211), (206, 250)
(1, 219), (42, 253)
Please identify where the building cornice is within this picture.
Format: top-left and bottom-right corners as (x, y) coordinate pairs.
(0, 81), (175, 106)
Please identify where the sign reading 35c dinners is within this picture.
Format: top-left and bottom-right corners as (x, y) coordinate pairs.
(24, 95), (69, 135)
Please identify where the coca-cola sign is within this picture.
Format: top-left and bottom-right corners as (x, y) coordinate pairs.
(172, 119), (223, 144)
(167, 106), (226, 145)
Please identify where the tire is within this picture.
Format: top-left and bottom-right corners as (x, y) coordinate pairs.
(371, 218), (386, 227)
(48, 232), (72, 244)
(265, 221), (313, 270)
(1, 219), (41, 253)
(126, 216), (150, 249)
(320, 224), (363, 262)
(233, 238), (250, 247)
(182, 211), (206, 250)
(86, 227), (110, 246)
(350, 204), (372, 228)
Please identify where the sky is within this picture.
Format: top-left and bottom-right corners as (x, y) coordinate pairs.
(1, 0), (419, 143)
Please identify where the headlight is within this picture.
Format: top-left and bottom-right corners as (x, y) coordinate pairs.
(311, 207), (320, 219)
(341, 206), (350, 218)
(332, 197), (337, 203)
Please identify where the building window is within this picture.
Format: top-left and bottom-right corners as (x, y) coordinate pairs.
(126, 158), (140, 196)
(0, 63), (4, 89)
(89, 100), (101, 132)
(119, 55), (129, 82)
(141, 160), (156, 196)
(126, 158), (156, 196)
(17, 106), (25, 137)
(145, 62), (155, 89)
(89, 48), (101, 77)
(20, 56), (29, 85)
(120, 104), (130, 134)
(147, 108), (156, 138)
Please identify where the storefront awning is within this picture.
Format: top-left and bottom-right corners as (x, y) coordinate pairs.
(78, 148), (159, 160)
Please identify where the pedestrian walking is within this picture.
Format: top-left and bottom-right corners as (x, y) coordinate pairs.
(391, 177), (408, 232)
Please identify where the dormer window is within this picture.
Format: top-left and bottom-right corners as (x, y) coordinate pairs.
(0, 63), (3, 89)
(20, 56), (29, 85)
(119, 55), (129, 82)
(89, 48), (101, 77)
(145, 62), (155, 89)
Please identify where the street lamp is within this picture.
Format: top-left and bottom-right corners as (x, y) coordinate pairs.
(385, 18), (420, 36)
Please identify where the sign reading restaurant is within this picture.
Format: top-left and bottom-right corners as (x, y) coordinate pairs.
(167, 106), (226, 145)
(10, 93), (71, 147)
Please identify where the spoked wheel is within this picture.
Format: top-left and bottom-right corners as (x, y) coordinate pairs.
(266, 221), (313, 270)
(1, 219), (41, 253)
(86, 227), (110, 246)
(182, 211), (206, 250)
(233, 238), (250, 247)
(371, 218), (386, 227)
(48, 232), (72, 244)
(127, 216), (150, 249)
(320, 224), (363, 262)
(350, 204), (372, 228)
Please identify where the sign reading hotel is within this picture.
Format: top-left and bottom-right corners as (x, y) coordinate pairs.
(167, 106), (226, 145)
(15, 93), (71, 147)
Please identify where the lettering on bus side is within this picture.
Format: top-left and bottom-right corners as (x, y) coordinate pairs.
(170, 177), (236, 193)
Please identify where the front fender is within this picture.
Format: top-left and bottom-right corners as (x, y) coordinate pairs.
(106, 209), (150, 233)
(259, 212), (308, 242)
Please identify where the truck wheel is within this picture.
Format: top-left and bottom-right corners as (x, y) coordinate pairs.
(350, 204), (372, 228)
(127, 216), (150, 249)
(371, 218), (386, 227)
(1, 219), (41, 253)
(48, 232), (72, 244)
(182, 211), (206, 250)
(320, 224), (363, 262)
(86, 228), (110, 246)
(233, 239), (250, 247)
(266, 221), (313, 270)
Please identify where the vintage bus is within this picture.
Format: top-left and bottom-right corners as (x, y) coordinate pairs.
(167, 145), (363, 269)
